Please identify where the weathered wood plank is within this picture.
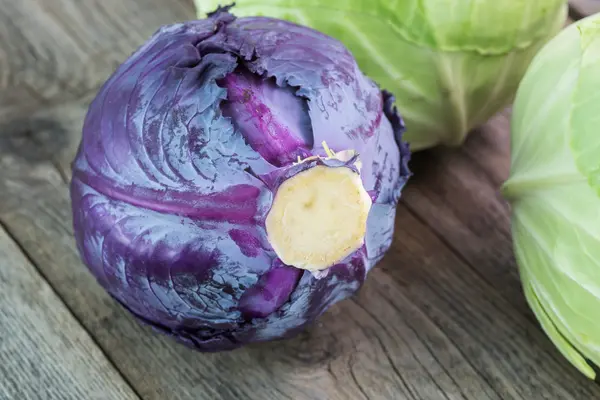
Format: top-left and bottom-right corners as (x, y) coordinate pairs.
(2, 101), (600, 399)
(0, 0), (194, 121)
(400, 111), (528, 316)
(0, 224), (139, 400)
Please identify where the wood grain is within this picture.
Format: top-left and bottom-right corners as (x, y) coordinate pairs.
(399, 111), (529, 317)
(0, 224), (139, 400)
(2, 101), (600, 399)
(0, 0), (193, 121)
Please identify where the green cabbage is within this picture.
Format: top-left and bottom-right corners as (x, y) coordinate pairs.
(195, 0), (567, 150)
(503, 13), (600, 379)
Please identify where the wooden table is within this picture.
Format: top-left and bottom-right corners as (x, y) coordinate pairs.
(1, 1), (599, 399)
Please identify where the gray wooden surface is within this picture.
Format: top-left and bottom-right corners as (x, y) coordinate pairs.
(1, 1), (599, 399)
(0, 226), (139, 400)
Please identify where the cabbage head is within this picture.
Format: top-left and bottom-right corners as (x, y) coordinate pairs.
(503, 13), (600, 379)
(195, 0), (568, 150)
(70, 7), (411, 351)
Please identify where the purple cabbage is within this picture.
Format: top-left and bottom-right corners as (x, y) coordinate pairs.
(70, 6), (411, 351)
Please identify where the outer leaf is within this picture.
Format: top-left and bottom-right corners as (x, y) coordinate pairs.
(512, 185), (600, 378)
(196, 0), (567, 150)
(195, 0), (565, 52)
(570, 15), (600, 192)
(504, 19), (584, 199)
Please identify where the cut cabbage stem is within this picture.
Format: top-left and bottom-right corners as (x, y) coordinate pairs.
(266, 149), (372, 272)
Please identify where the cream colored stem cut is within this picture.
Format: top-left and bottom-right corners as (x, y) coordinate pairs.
(265, 165), (372, 271)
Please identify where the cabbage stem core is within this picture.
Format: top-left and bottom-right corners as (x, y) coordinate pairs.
(265, 164), (372, 271)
